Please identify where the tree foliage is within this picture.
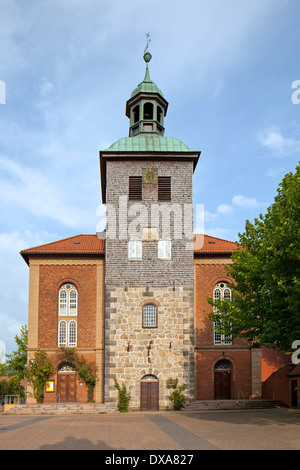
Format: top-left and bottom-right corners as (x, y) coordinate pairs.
(59, 348), (98, 402)
(114, 379), (131, 412)
(167, 378), (186, 410)
(26, 350), (55, 403)
(4, 325), (28, 380)
(206, 163), (300, 352)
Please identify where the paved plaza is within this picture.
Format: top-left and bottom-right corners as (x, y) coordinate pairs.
(0, 408), (299, 451)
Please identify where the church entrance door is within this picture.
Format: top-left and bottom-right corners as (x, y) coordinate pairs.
(57, 363), (77, 402)
(140, 375), (159, 411)
(214, 360), (231, 399)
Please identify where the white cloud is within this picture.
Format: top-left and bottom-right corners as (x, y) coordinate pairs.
(258, 127), (300, 156)
(0, 229), (60, 354)
(0, 155), (90, 227)
(217, 203), (234, 214)
(232, 194), (260, 208)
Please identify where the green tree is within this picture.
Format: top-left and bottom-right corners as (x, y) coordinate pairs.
(206, 163), (300, 352)
(26, 350), (54, 403)
(5, 325), (28, 392)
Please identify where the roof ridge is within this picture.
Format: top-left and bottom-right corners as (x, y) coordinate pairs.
(19, 234), (97, 254)
(195, 233), (238, 245)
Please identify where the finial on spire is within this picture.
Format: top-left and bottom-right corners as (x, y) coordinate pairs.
(143, 33), (152, 63)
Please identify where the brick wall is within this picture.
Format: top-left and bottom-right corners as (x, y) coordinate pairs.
(38, 264), (97, 348)
(194, 257), (254, 399)
(26, 256), (105, 404)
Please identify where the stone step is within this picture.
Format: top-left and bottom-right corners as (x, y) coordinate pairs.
(4, 403), (116, 415)
(182, 399), (287, 411)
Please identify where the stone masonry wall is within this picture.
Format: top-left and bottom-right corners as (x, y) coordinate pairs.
(105, 285), (194, 410)
(105, 159), (194, 286)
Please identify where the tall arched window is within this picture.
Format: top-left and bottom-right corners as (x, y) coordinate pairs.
(143, 102), (153, 120)
(213, 283), (232, 345)
(58, 284), (78, 347)
(157, 106), (163, 124)
(69, 320), (77, 347)
(143, 303), (158, 328)
(58, 320), (67, 347)
(132, 105), (140, 123)
(59, 284), (77, 316)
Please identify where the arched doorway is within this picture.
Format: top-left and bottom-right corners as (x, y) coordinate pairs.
(214, 359), (231, 399)
(57, 362), (77, 402)
(140, 375), (159, 411)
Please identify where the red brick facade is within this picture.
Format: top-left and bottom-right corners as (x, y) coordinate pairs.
(194, 257), (255, 400)
(38, 264), (97, 349)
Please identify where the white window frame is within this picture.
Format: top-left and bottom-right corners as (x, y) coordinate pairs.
(68, 320), (77, 347)
(58, 320), (67, 347)
(58, 284), (78, 316)
(158, 240), (172, 260)
(213, 283), (232, 345)
(128, 240), (142, 259)
(143, 303), (158, 328)
(59, 289), (67, 316)
(58, 319), (77, 347)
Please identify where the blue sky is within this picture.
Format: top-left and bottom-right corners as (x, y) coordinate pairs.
(0, 0), (299, 354)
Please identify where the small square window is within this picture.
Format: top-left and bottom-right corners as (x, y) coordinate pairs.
(158, 240), (171, 259)
(128, 240), (142, 259)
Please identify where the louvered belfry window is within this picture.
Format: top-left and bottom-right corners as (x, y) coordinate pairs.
(158, 176), (171, 201)
(129, 176), (142, 200)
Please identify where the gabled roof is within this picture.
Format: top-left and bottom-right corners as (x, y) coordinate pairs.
(194, 234), (238, 254)
(20, 233), (237, 265)
(20, 234), (105, 265)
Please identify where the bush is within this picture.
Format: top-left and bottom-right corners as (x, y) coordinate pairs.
(167, 378), (186, 410)
(114, 379), (131, 412)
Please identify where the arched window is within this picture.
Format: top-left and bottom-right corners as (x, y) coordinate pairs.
(213, 283), (232, 345)
(143, 102), (153, 120)
(143, 303), (158, 328)
(58, 320), (67, 347)
(132, 105), (140, 123)
(58, 284), (77, 316)
(69, 320), (77, 347)
(59, 289), (67, 315)
(157, 106), (163, 124)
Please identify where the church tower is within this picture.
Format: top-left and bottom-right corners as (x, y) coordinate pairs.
(100, 49), (200, 410)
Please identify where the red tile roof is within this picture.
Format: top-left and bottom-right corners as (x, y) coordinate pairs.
(194, 234), (238, 254)
(20, 234), (105, 264)
(20, 233), (238, 265)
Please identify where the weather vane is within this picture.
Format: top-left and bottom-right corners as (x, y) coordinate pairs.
(144, 33), (151, 54)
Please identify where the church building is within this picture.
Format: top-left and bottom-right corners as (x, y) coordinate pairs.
(20, 49), (262, 410)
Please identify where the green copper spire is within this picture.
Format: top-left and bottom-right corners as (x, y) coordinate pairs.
(125, 38), (168, 137)
(130, 51), (164, 99)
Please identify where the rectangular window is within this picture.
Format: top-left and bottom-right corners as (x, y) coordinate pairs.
(158, 240), (171, 259)
(158, 176), (171, 201)
(128, 240), (142, 259)
(129, 176), (142, 200)
(143, 304), (157, 328)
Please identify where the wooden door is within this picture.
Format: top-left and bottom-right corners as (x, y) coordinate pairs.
(58, 373), (76, 402)
(214, 370), (231, 399)
(291, 380), (298, 407)
(140, 381), (159, 411)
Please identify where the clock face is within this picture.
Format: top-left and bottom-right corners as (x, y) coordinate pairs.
(142, 168), (158, 184)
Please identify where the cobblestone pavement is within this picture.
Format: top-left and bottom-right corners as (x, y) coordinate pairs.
(0, 408), (299, 451)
